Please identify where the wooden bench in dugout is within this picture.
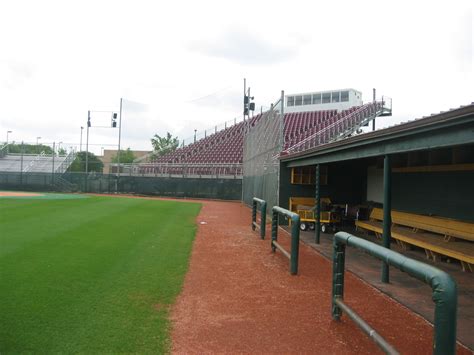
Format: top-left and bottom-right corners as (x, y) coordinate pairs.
(355, 207), (474, 272)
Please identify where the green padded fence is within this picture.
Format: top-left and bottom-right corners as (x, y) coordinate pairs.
(0, 172), (242, 200)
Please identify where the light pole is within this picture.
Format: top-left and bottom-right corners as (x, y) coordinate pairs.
(6, 130), (12, 153)
(58, 142), (63, 156)
(80, 126), (84, 151)
(194, 129), (197, 143)
(36, 137), (41, 154)
(86, 112), (90, 174)
(117, 98), (123, 178)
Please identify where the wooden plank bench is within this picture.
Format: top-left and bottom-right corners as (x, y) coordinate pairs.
(355, 208), (474, 272)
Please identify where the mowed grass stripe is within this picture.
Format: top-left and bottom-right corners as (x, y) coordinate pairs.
(0, 196), (201, 353)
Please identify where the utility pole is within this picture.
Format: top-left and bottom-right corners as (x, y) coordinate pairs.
(243, 78), (246, 121)
(86, 111), (90, 174)
(117, 98), (123, 178)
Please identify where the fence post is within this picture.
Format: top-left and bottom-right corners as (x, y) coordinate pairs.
(252, 200), (257, 231)
(271, 206), (301, 275)
(290, 214), (300, 274)
(252, 197), (267, 239)
(332, 237), (346, 320)
(260, 202), (267, 239)
(271, 209), (278, 252)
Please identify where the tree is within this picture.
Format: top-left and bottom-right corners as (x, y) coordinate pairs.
(151, 132), (179, 157)
(111, 148), (135, 164)
(7, 143), (53, 155)
(68, 151), (104, 172)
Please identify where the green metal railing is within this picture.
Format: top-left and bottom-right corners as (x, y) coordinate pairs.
(332, 232), (457, 355)
(252, 197), (267, 239)
(271, 206), (300, 275)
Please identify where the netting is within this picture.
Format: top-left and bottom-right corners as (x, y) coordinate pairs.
(242, 97), (284, 211)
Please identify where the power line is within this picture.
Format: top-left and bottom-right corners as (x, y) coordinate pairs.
(185, 85), (234, 103)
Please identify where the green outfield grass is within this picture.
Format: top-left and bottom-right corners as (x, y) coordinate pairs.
(0, 195), (201, 353)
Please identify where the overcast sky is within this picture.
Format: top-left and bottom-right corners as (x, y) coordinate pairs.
(0, 0), (472, 154)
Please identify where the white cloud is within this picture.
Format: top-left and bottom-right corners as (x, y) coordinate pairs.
(0, 0), (473, 154)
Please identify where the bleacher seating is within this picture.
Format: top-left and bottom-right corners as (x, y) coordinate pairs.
(139, 101), (384, 177)
(0, 154), (71, 173)
(356, 207), (474, 272)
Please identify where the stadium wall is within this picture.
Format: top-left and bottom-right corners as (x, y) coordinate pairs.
(392, 170), (474, 222)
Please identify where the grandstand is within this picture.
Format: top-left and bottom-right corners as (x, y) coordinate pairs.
(0, 151), (75, 174)
(125, 89), (391, 178)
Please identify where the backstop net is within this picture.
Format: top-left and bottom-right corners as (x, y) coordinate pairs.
(242, 94), (284, 211)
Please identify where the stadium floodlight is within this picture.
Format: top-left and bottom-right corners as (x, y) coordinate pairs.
(243, 78), (255, 118)
(80, 126), (84, 151)
(111, 112), (118, 128)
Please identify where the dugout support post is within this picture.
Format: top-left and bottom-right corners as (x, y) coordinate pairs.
(332, 231), (457, 355)
(382, 154), (392, 283)
(271, 206), (300, 275)
(315, 164), (321, 244)
(252, 197), (267, 239)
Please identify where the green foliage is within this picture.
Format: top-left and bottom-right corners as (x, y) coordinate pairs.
(111, 148), (135, 164)
(7, 143), (53, 155)
(0, 196), (201, 352)
(151, 132), (179, 157)
(58, 148), (67, 156)
(68, 151), (104, 172)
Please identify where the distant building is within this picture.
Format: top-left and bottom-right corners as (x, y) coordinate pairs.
(101, 149), (150, 174)
(285, 88), (362, 113)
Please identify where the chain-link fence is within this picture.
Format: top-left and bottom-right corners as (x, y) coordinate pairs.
(242, 92), (284, 211)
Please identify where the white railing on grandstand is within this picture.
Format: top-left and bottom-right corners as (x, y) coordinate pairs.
(181, 117), (245, 147)
(0, 144), (7, 158)
(285, 100), (387, 155)
(111, 162), (243, 178)
(55, 150), (76, 174)
(133, 116), (250, 164)
(23, 151), (46, 172)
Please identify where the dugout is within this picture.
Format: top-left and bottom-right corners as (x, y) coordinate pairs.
(279, 103), (474, 224)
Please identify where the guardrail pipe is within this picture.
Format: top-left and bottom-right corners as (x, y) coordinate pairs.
(271, 206), (300, 275)
(252, 197), (267, 239)
(332, 232), (457, 355)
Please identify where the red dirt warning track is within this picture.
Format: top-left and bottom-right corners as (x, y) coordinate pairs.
(0, 191), (41, 197)
(171, 201), (468, 354)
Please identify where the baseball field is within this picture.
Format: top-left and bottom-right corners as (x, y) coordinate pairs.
(0, 194), (201, 353)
